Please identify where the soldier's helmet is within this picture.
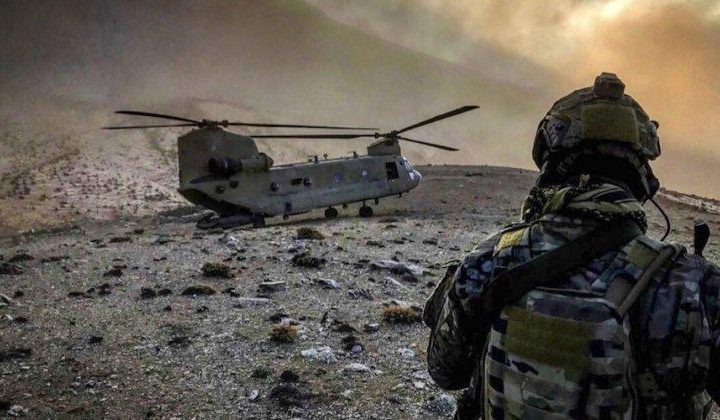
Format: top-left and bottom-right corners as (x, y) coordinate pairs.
(532, 72), (661, 200)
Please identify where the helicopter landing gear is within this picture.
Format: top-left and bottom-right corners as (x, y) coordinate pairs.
(359, 205), (373, 218)
(324, 207), (338, 218)
(196, 213), (220, 230)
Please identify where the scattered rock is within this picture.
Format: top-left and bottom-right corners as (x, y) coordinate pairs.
(0, 263), (23, 275)
(280, 369), (300, 382)
(383, 305), (422, 324)
(140, 288), (157, 299)
(425, 393), (458, 416)
(342, 335), (363, 353)
(371, 260), (424, 276)
(295, 227), (324, 240)
(291, 252), (326, 268)
(222, 287), (240, 298)
(258, 281), (287, 293)
(103, 267), (123, 277)
(248, 389), (260, 402)
(0, 347), (31, 362)
(236, 297), (271, 307)
(268, 384), (313, 408)
(379, 217), (399, 223)
(341, 363), (372, 375)
(202, 262), (232, 278)
(97, 283), (112, 296)
(270, 324), (298, 343)
(400, 272), (418, 284)
(301, 346), (338, 364)
(168, 335), (191, 347)
(88, 335), (104, 345)
(7, 404), (29, 417)
(363, 323), (381, 333)
(398, 347), (415, 359)
(109, 236), (131, 243)
(331, 319), (357, 333)
(315, 278), (340, 289)
(250, 366), (274, 379)
(181, 284), (217, 297)
(8, 253), (33, 263)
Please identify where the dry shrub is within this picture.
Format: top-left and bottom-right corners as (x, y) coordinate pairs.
(382, 305), (421, 324)
(270, 324), (298, 343)
(295, 227), (324, 240)
(202, 262), (232, 278)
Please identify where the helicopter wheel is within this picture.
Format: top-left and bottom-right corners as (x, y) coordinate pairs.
(252, 215), (266, 228)
(196, 214), (220, 230)
(359, 205), (373, 218)
(324, 207), (338, 219)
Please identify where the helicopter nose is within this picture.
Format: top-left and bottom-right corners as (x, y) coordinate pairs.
(413, 170), (422, 184)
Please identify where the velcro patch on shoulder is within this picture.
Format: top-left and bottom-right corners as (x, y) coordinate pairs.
(581, 103), (639, 144)
(495, 227), (527, 253)
(623, 239), (659, 268)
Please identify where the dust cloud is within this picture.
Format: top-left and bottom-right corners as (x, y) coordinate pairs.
(1, 0), (719, 197)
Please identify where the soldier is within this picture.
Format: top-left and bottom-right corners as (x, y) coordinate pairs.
(425, 73), (720, 419)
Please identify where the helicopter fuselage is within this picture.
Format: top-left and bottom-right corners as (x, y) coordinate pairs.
(176, 128), (421, 220)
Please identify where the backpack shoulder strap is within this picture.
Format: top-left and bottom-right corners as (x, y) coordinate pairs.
(479, 219), (643, 319)
(602, 236), (680, 316)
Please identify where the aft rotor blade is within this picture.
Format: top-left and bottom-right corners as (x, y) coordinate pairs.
(115, 110), (200, 124)
(396, 135), (459, 151)
(395, 105), (479, 135)
(103, 123), (198, 130)
(251, 133), (376, 139)
(227, 122), (378, 130)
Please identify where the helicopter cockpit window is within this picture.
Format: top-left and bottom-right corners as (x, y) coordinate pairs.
(402, 159), (413, 172)
(386, 162), (399, 180)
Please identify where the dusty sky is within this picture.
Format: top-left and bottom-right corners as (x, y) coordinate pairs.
(1, 0), (719, 197)
(310, 0), (720, 196)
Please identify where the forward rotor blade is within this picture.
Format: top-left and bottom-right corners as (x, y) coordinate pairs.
(396, 135), (459, 151)
(395, 105), (479, 135)
(251, 133), (376, 139)
(228, 122), (378, 130)
(103, 123), (198, 130)
(115, 110), (200, 124)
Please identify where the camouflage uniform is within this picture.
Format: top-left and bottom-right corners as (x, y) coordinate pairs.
(426, 74), (720, 419)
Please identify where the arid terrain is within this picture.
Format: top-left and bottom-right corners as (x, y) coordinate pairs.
(1, 165), (719, 419)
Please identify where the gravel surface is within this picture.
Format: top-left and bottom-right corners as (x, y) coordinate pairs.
(1, 165), (719, 418)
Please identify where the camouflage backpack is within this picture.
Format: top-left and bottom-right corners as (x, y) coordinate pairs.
(484, 227), (678, 419)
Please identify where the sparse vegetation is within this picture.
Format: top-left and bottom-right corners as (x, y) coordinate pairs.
(295, 227), (325, 240)
(181, 284), (217, 296)
(270, 324), (298, 343)
(383, 305), (422, 324)
(201, 262), (232, 278)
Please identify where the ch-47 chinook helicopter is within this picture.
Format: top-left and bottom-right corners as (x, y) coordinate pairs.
(104, 105), (478, 229)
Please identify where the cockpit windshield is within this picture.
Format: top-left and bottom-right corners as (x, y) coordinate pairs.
(401, 158), (413, 171)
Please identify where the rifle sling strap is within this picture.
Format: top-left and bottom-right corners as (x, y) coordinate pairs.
(480, 219), (643, 319)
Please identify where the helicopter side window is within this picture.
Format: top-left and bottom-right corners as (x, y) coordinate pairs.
(386, 162), (399, 180)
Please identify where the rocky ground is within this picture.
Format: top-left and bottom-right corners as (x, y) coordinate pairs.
(1, 165), (719, 418)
